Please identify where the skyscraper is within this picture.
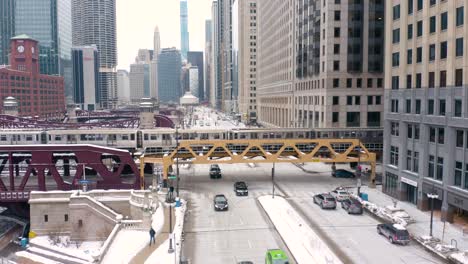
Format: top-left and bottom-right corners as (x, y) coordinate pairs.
(180, 0), (189, 61)
(0, 0), (73, 101)
(150, 26), (161, 99)
(205, 19), (212, 104)
(72, 46), (99, 111)
(211, 1), (220, 109)
(187, 51), (204, 101)
(117, 69), (130, 104)
(72, 0), (117, 109)
(130, 63), (150, 101)
(158, 48), (182, 103)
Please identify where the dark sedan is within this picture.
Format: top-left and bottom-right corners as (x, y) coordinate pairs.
(341, 197), (363, 214)
(332, 169), (356, 178)
(213, 194), (229, 211)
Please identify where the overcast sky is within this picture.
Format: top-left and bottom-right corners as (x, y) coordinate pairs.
(116, 0), (213, 71)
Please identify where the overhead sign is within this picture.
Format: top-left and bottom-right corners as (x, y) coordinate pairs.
(401, 177), (417, 187)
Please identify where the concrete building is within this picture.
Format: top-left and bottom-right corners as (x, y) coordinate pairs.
(150, 26), (161, 99)
(72, 0), (117, 109)
(0, 35), (65, 117)
(189, 66), (199, 98)
(233, 0), (257, 124)
(210, 1), (220, 109)
(158, 48), (182, 103)
(383, 1), (468, 223)
(117, 69), (130, 104)
(129, 63), (150, 102)
(0, 0), (73, 101)
(219, 0), (234, 113)
(180, 0), (189, 61)
(187, 51), (204, 101)
(72, 46), (99, 111)
(257, 0), (384, 129)
(205, 19), (212, 104)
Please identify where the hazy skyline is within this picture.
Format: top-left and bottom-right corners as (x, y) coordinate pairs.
(116, 0), (212, 71)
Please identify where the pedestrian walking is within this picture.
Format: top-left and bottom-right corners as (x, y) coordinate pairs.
(149, 227), (156, 246)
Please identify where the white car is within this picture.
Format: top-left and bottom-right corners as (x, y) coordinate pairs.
(330, 188), (350, 202)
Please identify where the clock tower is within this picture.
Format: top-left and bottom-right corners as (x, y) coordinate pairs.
(10, 34), (39, 74)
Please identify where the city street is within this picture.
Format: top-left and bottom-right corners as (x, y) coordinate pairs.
(179, 162), (442, 264)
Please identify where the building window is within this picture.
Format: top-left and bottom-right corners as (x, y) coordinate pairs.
(392, 76), (399, 90)
(334, 44), (340, 54)
(440, 70), (447, 87)
(376, 96), (382, 105)
(334, 27), (340, 37)
(439, 99), (446, 116)
(440, 41), (447, 59)
(346, 112), (360, 127)
(367, 78), (373, 88)
(430, 16), (436, 33)
(455, 69), (463, 87)
(346, 78), (352, 88)
(391, 122), (400, 136)
(456, 38), (464, 57)
(415, 124), (420, 140)
(65, 214), (69, 222)
(44, 215), (48, 222)
(393, 5), (401, 20)
(441, 12), (448, 30)
(428, 155), (435, 178)
(438, 127), (445, 144)
(416, 73), (421, 88)
(377, 78), (383, 88)
(385, 172), (399, 196)
(428, 72), (435, 88)
(417, 20), (423, 37)
(417, 0), (423, 10)
(406, 99), (412, 113)
(367, 112), (380, 127)
(429, 44), (435, 61)
(390, 146), (399, 166)
(407, 124), (413, 138)
(391, 99), (399, 113)
(408, 0), (414, 14)
(335, 10), (341, 21)
(408, 24), (413, 39)
(392, 52), (400, 67)
(455, 100), (463, 117)
(456, 7), (464, 26)
(393, 29), (400, 43)
(368, 96), (373, 105)
(465, 164), (468, 189)
(429, 127), (436, 142)
(355, 96), (361, 105)
(428, 99), (434, 115)
(332, 112), (339, 123)
(406, 75), (412, 89)
(455, 161), (462, 187)
(347, 96), (353, 105)
(416, 47), (422, 63)
(407, 49), (413, 64)
(407, 150), (412, 171)
(332, 96), (339, 105)
(456, 130), (464, 148)
(413, 151), (419, 173)
(333, 78), (340, 88)
(436, 157), (444, 181)
(357, 78), (362, 88)
(415, 99), (421, 114)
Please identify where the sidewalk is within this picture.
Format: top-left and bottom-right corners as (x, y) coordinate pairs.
(361, 185), (468, 260)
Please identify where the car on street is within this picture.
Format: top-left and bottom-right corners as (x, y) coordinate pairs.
(210, 164), (222, 179)
(332, 169), (356, 178)
(265, 249), (289, 264)
(313, 193), (337, 209)
(213, 194), (228, 211)
(330, 187), (350, 201)
(234, 181), (248, 196)
(341, 197), (363, 214)
(377, 223), (410, 245)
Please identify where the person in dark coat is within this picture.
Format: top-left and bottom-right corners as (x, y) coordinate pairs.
(149, 227), (156, 246)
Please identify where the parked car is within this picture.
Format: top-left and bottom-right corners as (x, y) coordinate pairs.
(377, 223), (410, 245)
(313, 193), (337, 209)
(234, 181), (248, 196)
(213, 194), (228, 211)
(210, 164), (222, 179)
(330, 187), (350, 201)
(332, 169), (356, 178)
(341, 197), (363, 214)
(265, 249), (289, 264)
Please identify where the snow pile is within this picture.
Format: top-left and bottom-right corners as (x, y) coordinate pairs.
(29, 236), (101, 263)
(145, 199), (187, 264)
(27, 246), (90, 264)
(151, 202), (165, 235)
(355, 195), (413, 227)
(258, 195), (343, 264)
(16, 250), (61, 264)
(451, 251), (468, 264)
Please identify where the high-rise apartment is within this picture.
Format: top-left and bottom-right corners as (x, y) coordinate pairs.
(129, 63), (150, 101)
(187, 51), (204, 100)
(220, 0), (234, 113)
(158, 48), (182, 103)
(180, 0), (189, 61)
(189, 66), (199, 98)
(211, 1), (221, 109)
(72, 0), (117, 109)
(151, 26), (161, 99)
(117, 69), (130, 104)
(205, 19), (212, 104)
(384, 1), (468, 223)
(0, 0), (73, 100)
(72, 46), (99, 111)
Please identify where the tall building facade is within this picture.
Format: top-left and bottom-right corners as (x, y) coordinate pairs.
(72, 0), (117, 109)
(233, 0), (257, 124)
(211, 1), (220, 109)
(180, 0), (189, 61)
(205, 19), (212, 104)
(220, 0), (234, 113)
(117, 69), (130, 104)
(0, 36), (65, 117)
(187, 51), (204, 100)
(158, 48), (182, 103)
(129, 63), (150, 101)
(150, 26), (161, 99)
(0, 0), (73, 101)
(72, 46), (99, 110)
(189, 66), (199, 98)
(383, 1), (468, 223)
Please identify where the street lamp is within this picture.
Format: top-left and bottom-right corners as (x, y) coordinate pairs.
(175, 126), (180, 197)
(427, 193), (439, 237)
(168, 201), (174, 253)
(272, 163), (275, 199)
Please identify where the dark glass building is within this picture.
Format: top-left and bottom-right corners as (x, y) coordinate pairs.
(158, 48), (182, 103)
(187, 51), (204, 100)
(0, 0), (15, 66)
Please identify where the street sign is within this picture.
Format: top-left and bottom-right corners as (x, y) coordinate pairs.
(168, 175), (177, 180)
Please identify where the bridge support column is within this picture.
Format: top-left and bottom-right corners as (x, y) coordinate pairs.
(63, 158), (70, 177)
(15, 164), (19, 177)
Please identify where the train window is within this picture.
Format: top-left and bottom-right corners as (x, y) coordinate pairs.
(25, 135), (33, 141)
(144, 134), (149, 140)
(240, 133), (246, 139)
(150, 134), (157, 140)
(201, 133), (208, 140)
(131, 134), (135, 140)
(122, 134), (129, 140)
(263, 133), (268, 139)
(0, 135), (6, 141)
(214, 134), (220, 139)
(55, 135), (62, 141)
(250, 133), (258, 139)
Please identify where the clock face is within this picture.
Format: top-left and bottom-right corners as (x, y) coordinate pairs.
(17, 45), (25, 53)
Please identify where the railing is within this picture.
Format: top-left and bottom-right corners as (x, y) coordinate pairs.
(98, 223), (122, 262)
(121, 220), (144, 230)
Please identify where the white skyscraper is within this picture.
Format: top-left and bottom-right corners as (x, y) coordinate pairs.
(117, 70), (130, 104)
(150, 26), (161, 99)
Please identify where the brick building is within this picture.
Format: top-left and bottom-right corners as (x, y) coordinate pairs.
(0, 35), (65, 117)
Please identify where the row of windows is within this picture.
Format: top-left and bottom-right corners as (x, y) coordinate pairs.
(390, 97), (462, 117)
(332, 78), (383, 88)
(394, 1), (459, 20)
(389, 146), (443, 180)
(331, 111), (381, 127)
(391, 69), (464, 89)
(332, 95), (382, 106)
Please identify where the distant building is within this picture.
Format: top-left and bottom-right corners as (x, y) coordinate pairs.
(72, 0), (117, 109)
(0, 0), (73, 101)
(187, 51), (204, 101)
(189, 66), (199, 98)
(0, 35), (65, 117)
(180, 0), (189, 61)
(211, 1), (220, 109)
(181, 63), (191, 93)
(130, 63), (150, 101)
(150, 26), (161, 99)
(117, 69), (130, 104)
(72, 46), (99, 111)
(158, 48), (182, 103)
(205, 20), (212, 104)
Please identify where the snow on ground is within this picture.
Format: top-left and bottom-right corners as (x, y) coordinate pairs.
(100, 230), (148, 264)
(258, 195), (343, 264)
(451, 251), (468, 263)
(29, 236), (101, 262)
(151, 202), (164, 233)
(27, 246), (90, 264)
(145, 199), (186, 264)
(16, 251), (61, 264)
